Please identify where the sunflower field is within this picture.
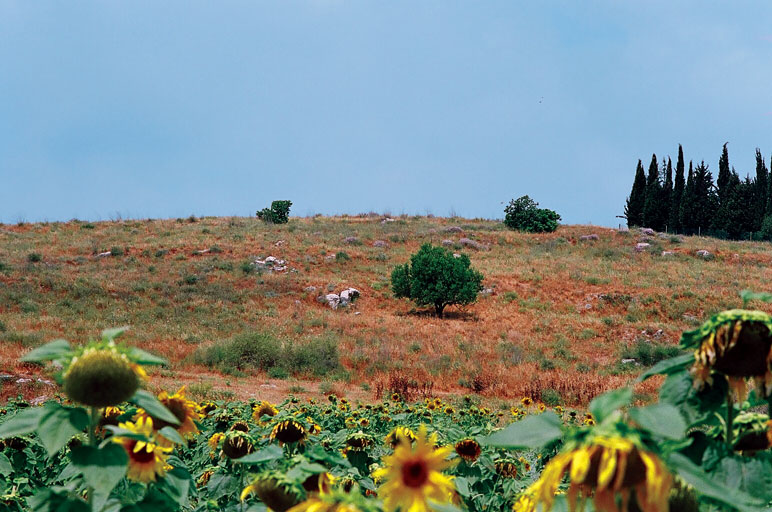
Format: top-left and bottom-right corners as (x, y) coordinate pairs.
(3, 293), (772, 512)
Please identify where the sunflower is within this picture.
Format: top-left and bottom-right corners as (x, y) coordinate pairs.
(222, 431), (254, 459)
(302, 472), (334, 495)
(271, 420), (307, 445)
(684, 309), (772, 400)
(208, 432), (225, 453)
(494, 458), (518, 478)
(200, 401), (217, 416)
(288, 489), (380, 512)
(391, 393), (402, 402)
(374, 426), (456, 512)
(385, 427), (416, 448)
(63, 348), (142, 407)
(346, 432), (374, 452)
(241, 472), (304, 511)
(359, 418), (370, 428)
(518, 435), (672, 512)
(454, 439), (481, 463)
(97, 406), (124, 435)
(137, 386), (201, 445)
(231, 420), (250, 432)
(521, 397), (533, 407)
(537, 403), (547, 413)
(112, 417), (172, 483)
(444, 406), (455, 415)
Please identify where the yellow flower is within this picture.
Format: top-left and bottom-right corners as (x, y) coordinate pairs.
(252, 401), (279, 424)
(537, 403), (546, 413)
(208, 432), (225, 453)
(385, 427), (416, 448)
(454, 439), (481, 463)
(271, 420), (307, 445)
(517, 436), (672, 512)
(136, 386), (201, 446)
(112, 417), (172, 483)
(521, 397), (533, 407)
(374, 426), (456, 512)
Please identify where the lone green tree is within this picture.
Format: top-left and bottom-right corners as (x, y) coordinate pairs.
(257, 200), (292, 224)
(391, 244), (483, 318)
(503, 195), (561, 233)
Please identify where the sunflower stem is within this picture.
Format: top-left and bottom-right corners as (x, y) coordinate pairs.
(87, 407), (100, 509)
(726, 392), (734, 448)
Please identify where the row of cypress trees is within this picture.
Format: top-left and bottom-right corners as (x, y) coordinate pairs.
(624, 144), (772, 239)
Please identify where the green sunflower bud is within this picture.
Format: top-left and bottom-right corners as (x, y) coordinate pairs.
(63, 349), (139, 407)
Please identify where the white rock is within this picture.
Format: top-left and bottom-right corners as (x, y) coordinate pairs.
(453, 253), (462, 258)
(304, 286), (317, 293)
(621, 358), (636, 364)
(696, 250), (711, 258)
(640, 228), (656, 236)
(373, 240), (389, 248)
(580, 234), (599, 241)
(325, 293), (340, 310)
(339, 288), (361, 305)
(441, 239), (454, 247)
(661, 251), (675, 256)
(634, 243), (650, 252)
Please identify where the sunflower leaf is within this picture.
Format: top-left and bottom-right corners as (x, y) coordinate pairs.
(129, 390), (180, 426)
(127, 347), (167, 366)
(589, 387), (633, 423)
(20, 339), (72, 363)
(0, 453), (12, 477)
(101, 327), (129, 341)
(159, 426), (186, 446)
(70, 444), (128, 496)
(483, 412), (562, 449)
(637, 353), (694, 382)
(37, 402), (90, 456)
(668, 453), (763, 512)
(629, 403), (686, 440)
(0, 407), (44, 438)
(236, 444), (284, 464)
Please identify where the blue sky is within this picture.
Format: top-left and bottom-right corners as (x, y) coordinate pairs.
(2, 2), (772, 225)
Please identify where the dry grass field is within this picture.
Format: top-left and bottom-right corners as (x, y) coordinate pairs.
(2, 214), (771, 406)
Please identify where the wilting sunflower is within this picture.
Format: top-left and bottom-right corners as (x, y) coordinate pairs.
(252, 401), (279, 424)
(374, 426), (456, 512)
(494, 458), (518, 478)
(722, 411), (772, 452)
(200, 401), (217, 416)
(222, 431), (254, 459)
(136, 386), (201, 445)
(97, 406), (125, 435)
(112, 417), (172, 483)
(271, 419), (307, 445)
(207, 432), (225, 455)
(684, 309), (772, 400)
(346, 432), (374, 452)
(518, 435), (672, 512)
(231, 420), (250, 432)
(385, 426), (416, 448)
(454, 438), (481, 463)
(241, 471), (304, 511)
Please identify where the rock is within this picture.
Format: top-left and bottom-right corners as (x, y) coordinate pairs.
(16, 378), (32, 384)
(441, 239), (454, 247)
(339, 288), (360, 305)
(95, 251), (111, 258)
(661, 251), (675, 256)
(444, 226), (463, 233)
(459, 238), (486, 250)
(324, 254), (336, 262)
(634, 243), (650, 252)
(640, 228), (656, 236)
(304, 286), (317, 293)
(580, 234), (599, 241)
(373, 240), (388, 248)
(621, 358), (636, 364)
(381, 218), (395, 224)
(325, 294), (340, 310)
(354, 311), (361, 315)
(0, 374), (14, 382)
(254, 256), (287, 272)
(480, 287), (494, 297)
(696, 250), (711, 258)
(343, 236), (359, 245)
(453, 253), (462, 258)
(275, 240), (285, 247)
(260, 383), (278, 389)
(193, 249), (210, 255)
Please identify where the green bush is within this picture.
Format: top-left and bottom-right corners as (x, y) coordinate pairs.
(256, 200), (292, 224)
(503, 195), (561, 233)
(621, 339), (682, 366)
(27, 253), (42, 263)
(391, 243), (483, 318)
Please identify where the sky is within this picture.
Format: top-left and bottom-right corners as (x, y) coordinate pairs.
(2, 2), (772, 226)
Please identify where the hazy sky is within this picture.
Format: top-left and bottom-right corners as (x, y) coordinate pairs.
(2, 2), (772, 225)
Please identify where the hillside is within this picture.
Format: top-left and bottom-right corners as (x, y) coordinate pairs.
(1, 215), (771, 405)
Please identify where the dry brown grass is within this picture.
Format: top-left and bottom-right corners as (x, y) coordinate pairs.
(1, 215), (770, 405)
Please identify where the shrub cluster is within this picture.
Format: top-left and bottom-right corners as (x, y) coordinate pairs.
(503, 195), (560, 233)
(256, 200), (292, 224)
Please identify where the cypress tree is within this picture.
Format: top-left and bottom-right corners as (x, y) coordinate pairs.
(717, 142), (731, 201)
(680, 161), (695, 234)
(624, 159), (647, 227)
(692, 161), (718, 235)
(669, 145), (685, 233)
(767, 154), (772, 215)
(754, 148), (768, 230)
(642, 154), (663, 230)
(662, 157), (673, 231)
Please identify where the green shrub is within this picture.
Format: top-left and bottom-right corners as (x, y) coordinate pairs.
(540, 388), (562, 406)
(621, 339), (682, 366)
(256, 200), (292, 224)
(194, 331), (282, 371)
(27, 253), (42, 263)
(391, 243), (483, 318)
(110, 246), (124, 257)
(335, 251), (350, 262)
(503, 195), (561, 233)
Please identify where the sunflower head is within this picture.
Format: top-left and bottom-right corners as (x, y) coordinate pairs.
(521, 397), (533, 407)
(271, 420), (307, 445)
(222, 431), (254, 460)
(345, 432), (374, 452)
(374, 426), (457, 512)
(494, 457), (519, 478)
(454, 438), (482, 463)
(200, 401), (218, 416)
(241, 472), (304, 512)
(252, 401), (279, 424)
(112, 417), (172, 483)
(208, 432), (225, 452)
(301, 472), (333, 494)
(63, 349), (140, 407)
(143, 387), (202, 437)
(385, 426), (416, 448)
(685, 309), (772, 397)
(230, 420), (250, 433)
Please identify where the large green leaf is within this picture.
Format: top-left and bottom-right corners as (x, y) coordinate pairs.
(637, 353), (694, 382)
(20, 339), (71, 363)
(589, 387), (632, 423)
(129, 390), (180, 426)
(484, 411), (562, 449)
(70, 444), (128, 496)
(659, 371), (726, 428)
(629, 403), (687, 440)
(712, 454), (772, 502)
(0, 407), (44, 438)
(159, 466), (191, 505)
(27, 487), (90, 512)
(158, 426), (186, 446)
(101, 327), (128, 341)
(669, 453), (763, 512)
(127, 347), (166, 366)
(37, 403), (89, 456)
(236, 444), (284, 464)
(0, 453), (13, 477)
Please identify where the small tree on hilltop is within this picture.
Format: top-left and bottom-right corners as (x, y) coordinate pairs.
(391, 244), (483, 318)
(257, 200), (292, 224)
(503, 195), (561, 233)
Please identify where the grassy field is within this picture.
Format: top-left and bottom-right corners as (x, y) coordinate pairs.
(2, 215), (771, 405)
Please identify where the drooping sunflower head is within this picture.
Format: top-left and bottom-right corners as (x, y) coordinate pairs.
(454, 438), (482, 463)
(241, 471), (304, 512)
(63, 348), (140, 407)
(112, 416), (172, 483)
(345, 432), (374, 452)
(252, 401), (279, 424)
(374, 426), (457, 512)
(230, 420), (250, 433)
(384, 426), (416, 448)
(222, 431), (254, 460)
(97, 406), (125, 434)
(522, 434), (672, 512)
(725, 411), (772, 452)
(208, 432), (225, 453)
(685, 309), (772, 398)
(200, 401), (218, 416)
(271, 419), (307, 445)
(494, 457), (519, 478)
(140, 386), (202, 439)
